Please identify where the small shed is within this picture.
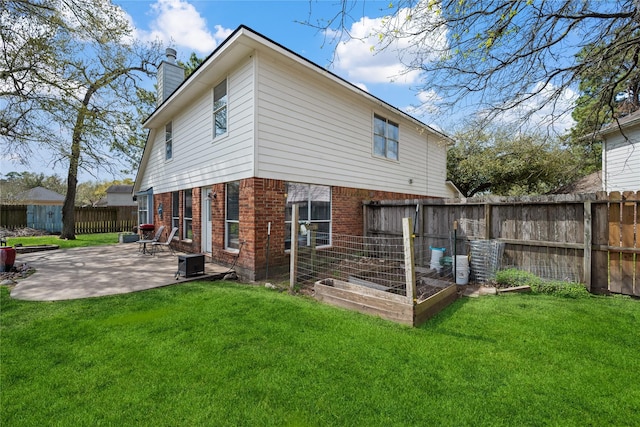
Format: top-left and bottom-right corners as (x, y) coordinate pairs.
(17, 187), (64, 233)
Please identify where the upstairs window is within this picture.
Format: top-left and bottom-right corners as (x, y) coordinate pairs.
(213, 79), (227, 138)
(165, 122), (172, 160)
(373, 114), (399, 160)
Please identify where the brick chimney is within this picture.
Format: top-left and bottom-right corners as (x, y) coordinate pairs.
(157, 48), (185, 106)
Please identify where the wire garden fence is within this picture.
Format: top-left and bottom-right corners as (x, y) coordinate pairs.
(293, 230), (461, 302)
(295, 232), (407, 293)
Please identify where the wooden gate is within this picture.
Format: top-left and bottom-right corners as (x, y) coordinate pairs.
(607, 191), (639, 296)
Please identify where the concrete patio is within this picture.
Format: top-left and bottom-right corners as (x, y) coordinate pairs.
(9, 244), (232, 301)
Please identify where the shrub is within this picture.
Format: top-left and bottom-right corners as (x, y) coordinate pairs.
(495, 268), (590, 298)
(495, 269), (542, 288)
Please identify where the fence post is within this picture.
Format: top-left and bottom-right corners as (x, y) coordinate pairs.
(402, 217), (417, 304)
(289, 204), (299, 294)
(484, 203), (492, 240)
(583, 200), (592, 291)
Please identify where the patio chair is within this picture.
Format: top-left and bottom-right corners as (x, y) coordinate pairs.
(151, 227), (178, 255)
(137, 225), (165, 255)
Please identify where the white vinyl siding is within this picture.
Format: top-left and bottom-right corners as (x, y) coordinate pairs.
(137, 58), (255, 194)
(254, 53), (448, 197)
(603, 130), (640, 192)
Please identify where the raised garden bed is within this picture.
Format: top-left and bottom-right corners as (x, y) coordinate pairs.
(314, 278), (459, 327)
(14, 244), (60, 254)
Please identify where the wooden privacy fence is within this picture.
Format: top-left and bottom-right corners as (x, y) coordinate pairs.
(364, 191), (639, 297)
(0, 205), (137, 234)
(74, 206), (138, 234)
(0, 205), (28, 230)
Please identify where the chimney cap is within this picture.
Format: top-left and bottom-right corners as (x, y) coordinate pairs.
(165, 48), (177, 63)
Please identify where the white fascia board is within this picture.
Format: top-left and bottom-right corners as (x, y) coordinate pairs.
(133, 128), (155, 193)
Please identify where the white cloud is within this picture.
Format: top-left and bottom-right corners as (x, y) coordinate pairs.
(405, 89), (442, 117)
(353, 82), (369, 92)
(492, 82), (578, 135)
(133, 0), (231, 55)
(332, 2), (447, 86)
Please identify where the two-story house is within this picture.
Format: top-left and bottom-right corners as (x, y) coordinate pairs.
(133, 26), (453, 280)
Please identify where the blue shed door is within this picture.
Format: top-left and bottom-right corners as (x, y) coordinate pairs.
(27, 205), (63, 233)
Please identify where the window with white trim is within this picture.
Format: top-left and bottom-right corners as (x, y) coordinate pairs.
(373, 114), (399, 160)
(136, 188), (153, 225)
(213, 79), (227, 138)
(165, 122), (172, 160)
(225, 181), (240, 250)
(285, 183), (331, 250)
(184, 189), (193, 240)
(172, 191), (180, 232)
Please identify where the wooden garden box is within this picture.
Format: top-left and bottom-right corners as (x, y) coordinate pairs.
(314, 278), (459, 327)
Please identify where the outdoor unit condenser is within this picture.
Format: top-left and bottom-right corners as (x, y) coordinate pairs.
(177, 254), (205, 278)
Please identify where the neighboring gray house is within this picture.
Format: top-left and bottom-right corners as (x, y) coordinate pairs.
(105, 185), (137, 206)
(599, 110), (640, 192)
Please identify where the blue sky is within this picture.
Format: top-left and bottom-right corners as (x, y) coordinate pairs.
(119, 0), (436, 119)
(1, 0), (578, 183)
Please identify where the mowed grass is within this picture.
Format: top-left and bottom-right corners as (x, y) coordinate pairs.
(6, 233), (121, 249)
(2, 282), (639, 426)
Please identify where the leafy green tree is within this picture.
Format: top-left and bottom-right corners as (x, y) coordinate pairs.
(178, 52), (204, 78)
(0, 172), (66, 202)
(1, 0), (162, 239)
(448, 124), (580, 197)
(75, 178), (134, 206)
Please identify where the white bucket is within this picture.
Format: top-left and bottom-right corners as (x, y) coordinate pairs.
(455, 255), (470, 285)
(430, 247), (446, 271)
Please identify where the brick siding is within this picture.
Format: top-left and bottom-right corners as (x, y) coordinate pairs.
(150, 178), (433, 281)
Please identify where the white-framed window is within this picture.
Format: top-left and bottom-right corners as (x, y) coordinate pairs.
(373, 114), (399, 160)
(285, 183), (331, 250)
(165, 121), (172, 160)
(213, 79), (227, 138)
(183, 189), (193, 240)
(225, 181), (240, 250)
(136, 188), (153, 225)
(172, 191), (180, 232)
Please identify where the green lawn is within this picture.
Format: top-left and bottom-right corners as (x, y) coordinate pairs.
(6, 233), (121, 249)
(2, 282), (639, 426)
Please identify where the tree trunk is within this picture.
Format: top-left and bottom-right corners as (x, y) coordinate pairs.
(60, 131), (82, 240)
(60, 90), (94, 240)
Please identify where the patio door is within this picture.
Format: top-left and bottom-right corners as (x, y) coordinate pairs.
(202, 187), (212, 253)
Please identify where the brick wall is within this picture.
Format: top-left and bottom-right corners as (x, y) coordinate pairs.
(151, 179), (433, 281)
